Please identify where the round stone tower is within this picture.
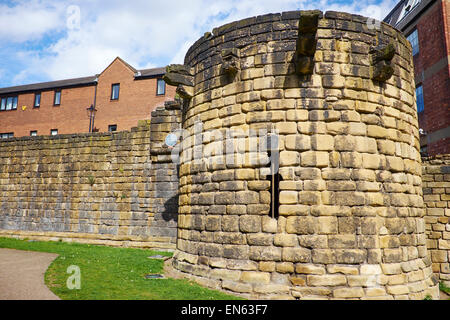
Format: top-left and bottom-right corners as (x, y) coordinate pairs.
(164, 10), (440, 300)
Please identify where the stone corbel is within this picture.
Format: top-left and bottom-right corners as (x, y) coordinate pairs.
(296, 10), (322, 75)
(163, 64), (195, 99)
(164, 100), (181, 110)
(370, 43), (395, 82)
(221, 48), (240, 79)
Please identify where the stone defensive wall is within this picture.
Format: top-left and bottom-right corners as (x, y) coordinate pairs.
(165, 10), (441, 299)
(0, 9), (448, 301)
(422, 155), (450, 287)
(0, 102), (182, 250)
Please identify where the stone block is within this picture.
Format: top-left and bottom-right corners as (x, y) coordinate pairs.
(365, 287), (387, 297)
(276, 262), (295, 273)
(240, 271), (271, 284)
(386, 285), (409, 295)
(274, 233), (298, 247)
(326, 180), (356, 191)
(214, 192), (235, 205)
(367, 125), (389, 139)
(331, 192), (365, 206)
(285, 135), (311, 151)
(311, 135), (334, 151)
(205, 216), (221, 231)
(222, 216), (239, 232)
(333, 287), (365, 298)
(360, 264), (382, 275)
(301, 151), (329, 167)
(219, 181), (245, 191)
(216, 232), (246, 245)
(386, 156), (404, 172)
(235, 169), (255, 180)
(239, 215), (261, 233)
(280, 191), (299, 204)
(262, 216), (278, 233)
(235, 191), (259, 204)
(210, 268), (242, 281)
(249, 246), (282, 261)
(246, 233), (273, 246)
(296, 168), (321, 180)
(259, 261), (276, 272)
(286, 216), (317, 234)
(222, 280), (253, 293)
(296, 264), (327, 275)
(327, 265), (359, 275)
(347, 275), (379, 287)
(322, 75), (345, 88)
(334, 135), (356, 151)
(298, 191), (321, 205)
(227, 259), (258, 271)
(279, 204), (309, 216)
(222, 245), (249, 260)
(286, 110), (309, 121)
(328, 235), (356, 248)
(282, 247), (311, 262)
(280, 151), (300, 166)
(317, 216), (338, 234)
(298, 235), (328, 249)
(340, 152), (362, 168)
(253, 284), (291, 294)
(290, 276), (307, 286)
(312, 249), (336, 264)
(307, 275), (347, 286)
(335, 249), (367, 264)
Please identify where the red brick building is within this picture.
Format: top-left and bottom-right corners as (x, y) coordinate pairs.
(385, 0), (450, 156)
(0, 57), (176, 138)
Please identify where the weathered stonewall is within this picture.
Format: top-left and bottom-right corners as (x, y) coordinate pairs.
(171, 10), (440, 300)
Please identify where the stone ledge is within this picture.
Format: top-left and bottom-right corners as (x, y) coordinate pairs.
(0, 230), (176, 251)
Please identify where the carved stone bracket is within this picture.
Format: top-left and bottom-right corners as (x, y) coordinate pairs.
(163, 64), (195, 99)
(370, 43), (395, 82)
(221, 48), (240, 80)
(296, 10), (322, 75)
(164, 100), (182, 110)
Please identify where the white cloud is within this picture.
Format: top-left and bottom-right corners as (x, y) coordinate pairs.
(0, 0), (65, 43)
(2, 0), (398, 86)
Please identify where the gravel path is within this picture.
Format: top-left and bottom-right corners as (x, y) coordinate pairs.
(0, 248), (60, 300)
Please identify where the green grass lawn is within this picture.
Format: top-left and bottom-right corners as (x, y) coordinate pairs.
(0, 237), (242, 300)
(440, 282), (450, 295)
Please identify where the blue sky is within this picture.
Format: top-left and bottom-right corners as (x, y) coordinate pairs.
(0, 0), (397, 88)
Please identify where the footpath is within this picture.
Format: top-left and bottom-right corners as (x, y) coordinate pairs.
(0, 248), (60, 300)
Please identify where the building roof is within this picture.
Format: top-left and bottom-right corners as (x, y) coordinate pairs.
(0, 57), (166, 95)
(137, 67), (166, 78)
(0, 75), (98, 95)
(384, 0), (436, 31)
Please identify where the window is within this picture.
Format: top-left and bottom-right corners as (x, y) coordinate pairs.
(108, 125), (117, 132)
(54, 90), (61, 106)
(30, 131), (37, 137)
(111, 84), (120, 100)
(7, 97), (12, 110)
(407, 29), (419, 56)
(6, 97), (12, 110)
(156, 78), (166, 96)
(416, 84), (424, 113)
(51, 129), (58, 136)
(34, 93), (41, 108)
(0, 96), (17, 111)
(420, 145), (428, 157)
(1, 132), (14, 139)
(397, 0), (421, 24)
